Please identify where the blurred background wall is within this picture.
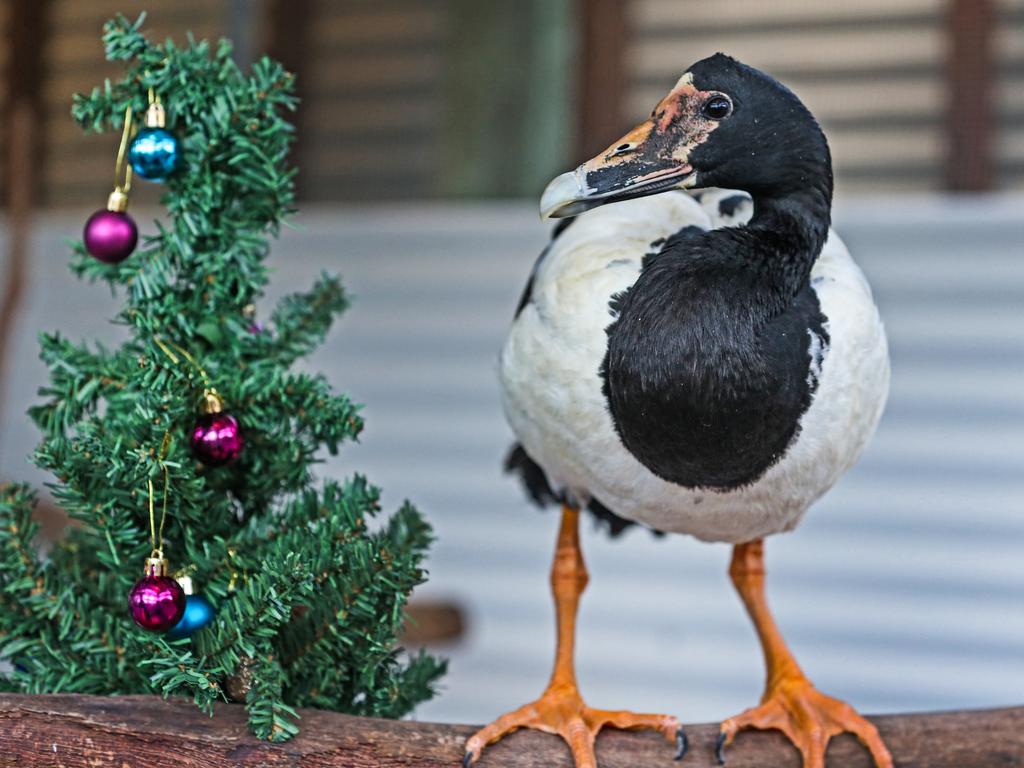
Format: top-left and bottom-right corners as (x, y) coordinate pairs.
(1, 0), (1022, 727)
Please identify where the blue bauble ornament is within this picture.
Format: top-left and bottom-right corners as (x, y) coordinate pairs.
(166, 594), (215, 639)
(128, 127), (181, 181)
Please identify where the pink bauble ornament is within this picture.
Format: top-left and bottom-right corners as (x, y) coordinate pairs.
(129, 558), (186, 632)
(84, 208), (138, 263)
(191, 412), (243, 466)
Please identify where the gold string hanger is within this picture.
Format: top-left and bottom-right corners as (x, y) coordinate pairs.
(153, 336), (226, 415)
(144, 431), (173, 575)
(107, 106), (135, 213)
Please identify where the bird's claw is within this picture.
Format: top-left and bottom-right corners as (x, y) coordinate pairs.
(717, 678), (893, 768)
(675, 726), (689, 760)
(715, 730), (728, 765)
(463, 690), (679, 767)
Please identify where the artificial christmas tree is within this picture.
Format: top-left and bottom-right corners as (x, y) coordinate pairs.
(0, 14), (444, 741)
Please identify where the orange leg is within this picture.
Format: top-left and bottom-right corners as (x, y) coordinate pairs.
(464, 506), (683, 768)
(718, 540), (893, 768)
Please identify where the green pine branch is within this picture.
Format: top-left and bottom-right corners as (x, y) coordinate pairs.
(268, 274), (350, 366)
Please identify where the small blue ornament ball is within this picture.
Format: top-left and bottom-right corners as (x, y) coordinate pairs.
(128, 127), (181, 181)
(166, 594), (215, 639)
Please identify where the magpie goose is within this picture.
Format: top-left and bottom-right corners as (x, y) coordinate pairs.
(465, 54), (892, 768)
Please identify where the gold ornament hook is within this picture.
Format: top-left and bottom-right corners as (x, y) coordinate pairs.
(108, 106), (135, 211)
(176, 574), (195, 595)
(200, 388), (225, 415)
(143, 555), (169, 577)
(145, 86), (166, 128)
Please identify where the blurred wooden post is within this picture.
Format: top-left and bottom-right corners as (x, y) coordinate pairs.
(0, 0), (49, 421)
(577, 0), (628, 161)
(265, 0), (312, 199)
(946, 0), (995, 191)
(442, 1), (574, 198)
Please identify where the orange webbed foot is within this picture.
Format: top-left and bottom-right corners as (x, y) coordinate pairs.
(717, 677), (893, 768)
(463, 682), (684, 768)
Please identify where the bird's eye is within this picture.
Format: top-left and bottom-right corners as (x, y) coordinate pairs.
(702, 95), (732, 120)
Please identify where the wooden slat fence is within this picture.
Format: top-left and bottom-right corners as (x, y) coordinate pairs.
(299, 0), (447, 201)
(39, 0), (224, 208)
(996, 0), (1024, 187)
(624, 0), (950, 195)
(3, 5), (1023, 202)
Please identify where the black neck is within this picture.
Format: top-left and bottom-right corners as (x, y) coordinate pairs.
(740, 183), (832, 301)
(742, 139), (834, 284)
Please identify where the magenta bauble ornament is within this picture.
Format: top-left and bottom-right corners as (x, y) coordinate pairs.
(190, 390), (243, 466)
(88, 112), (137, 263)
(84, 201), (138, 263)
(191, 412), (243, 465)
(129, 557), (186, 632)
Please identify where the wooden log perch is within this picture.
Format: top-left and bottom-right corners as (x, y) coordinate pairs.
(0, 694), (1020, 767)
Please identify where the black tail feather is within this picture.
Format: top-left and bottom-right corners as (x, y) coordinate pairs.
(504, 444), (662, 538)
